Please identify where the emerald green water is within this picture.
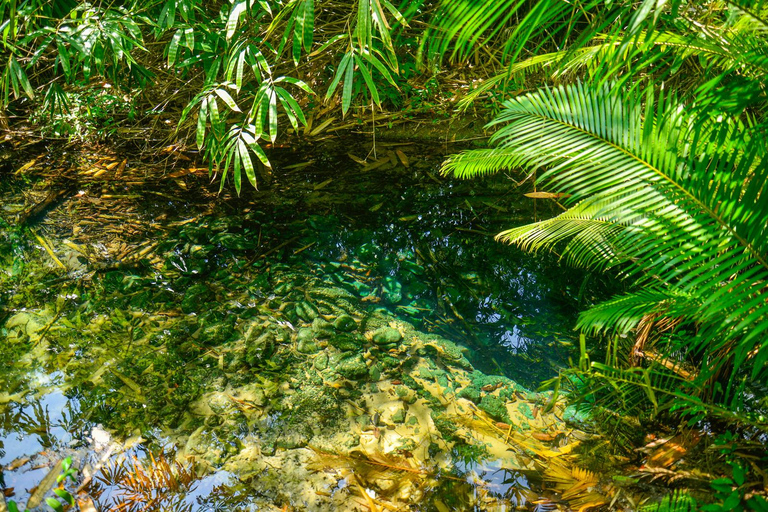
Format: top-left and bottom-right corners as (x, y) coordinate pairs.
(0, 140), (608, 510)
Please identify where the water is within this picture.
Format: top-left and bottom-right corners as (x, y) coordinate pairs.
(0, 139), (613, 510)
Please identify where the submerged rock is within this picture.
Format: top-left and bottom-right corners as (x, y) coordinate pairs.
(297, 328), (320, 354)
(333, 314), (357, 332)
(371, 327), (402, 346)
(336, 354), (368, 379)
(311, 317), (334, 339)
(245, 331), (276, 367)
(328, 334), (362, 352)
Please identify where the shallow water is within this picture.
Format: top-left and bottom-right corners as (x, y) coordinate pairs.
(0, 139), (612, 510)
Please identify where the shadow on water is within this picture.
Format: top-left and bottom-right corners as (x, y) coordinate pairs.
(0, 139), (618, 510)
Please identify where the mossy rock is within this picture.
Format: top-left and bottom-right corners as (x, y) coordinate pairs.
(517, 402), (535, 420)
(379, 355), (401, 370)
(333, 314), (357, 332)
(336, 354), (369, 379)
(382, 277), (402, 304)
(314, 352), (329, 370)
(563, 405), (590, 426)
(328, 333), (362, 352)
(391, 408), (406, 424)
(297, 328), (320, 354)
(245, 331), (276, 366)
(395, 386), (417, 404)
(295, 300), (318, 322)
(312, 317), (334, 339)
(275, 431), (309, 450)
(371, 327), (402, 346)
(457, 386), (481, 404)
(416, 336), (472, 369)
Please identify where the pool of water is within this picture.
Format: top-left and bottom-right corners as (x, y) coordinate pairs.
(0, 138), (614, 510)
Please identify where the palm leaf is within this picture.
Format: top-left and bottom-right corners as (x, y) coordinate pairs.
(444, 81), (768, 396)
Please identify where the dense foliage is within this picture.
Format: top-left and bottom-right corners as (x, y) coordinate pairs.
(442, 0), (768, 509)
(3, 0), (768, 508)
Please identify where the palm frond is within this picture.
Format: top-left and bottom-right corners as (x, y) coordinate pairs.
(576, 289), (699, 337)
(444, 81), (768, 392)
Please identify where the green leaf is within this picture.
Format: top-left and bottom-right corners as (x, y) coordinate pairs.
(268, 89), (278, 142)
(184, 27), (195, 51)
(341, 55), (354, 115)
(249, 140), (271, 168)
(239, 139), (257, 189)
(356, 0), (370, 50)
(276, 87), (307, 127)
(274, 76), (313, 94)
(9, 57), (34, 99)
(292, 18), (302, 65)
(196, 97), (208, 147)
(302, 0), (314, 51)
(233, 144), (242, 195)
(46, 497), (64, 512)
(354, 55), (379, 104)
(168, 28), (182, 66)
(215, 87), (241, 112)
(360, 51), (397, 86)
(53, 489), (74, 506)
(226, 1), (247, 40)
(57, 44), (71, 78)
(325, 52), (353, 99)
(310, 33), (346, 57)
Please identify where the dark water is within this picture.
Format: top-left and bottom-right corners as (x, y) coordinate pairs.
(0, 139), (611, 510)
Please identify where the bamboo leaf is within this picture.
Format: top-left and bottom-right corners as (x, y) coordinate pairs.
(168, 28), (182, 66)
(239, 138), (257, 189)
(341, 55), (354, 115)
(325, 52), (352, 99)
(215, 87), (241, 112)
(226, 1), (247, 40)
(354, 55), (379, 104)
(269, 89), (278, 142)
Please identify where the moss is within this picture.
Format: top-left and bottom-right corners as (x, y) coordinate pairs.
(336, 354), (368, 379)
(371, 327), (402, 346)
(418, 367), (435, 380)
(457, 386), (481, 404)
(333, 314), (357, 332)
(379, 355), (401, 370)
(478, 394), (511, 423)
(517, 402), (534, 420)
(328, 333), (361, 352)
(431, 412), (460, 443)
(452, 443), (489, 465)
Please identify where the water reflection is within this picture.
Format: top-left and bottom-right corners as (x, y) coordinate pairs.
(0, 141), (609, 510)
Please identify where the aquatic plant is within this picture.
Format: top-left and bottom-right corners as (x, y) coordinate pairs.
(87, 452), (198, 512)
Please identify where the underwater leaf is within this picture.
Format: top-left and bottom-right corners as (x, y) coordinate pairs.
(26, 461), (63, 509)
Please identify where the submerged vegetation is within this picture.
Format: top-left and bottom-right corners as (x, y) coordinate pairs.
(2, 0), (767, 510)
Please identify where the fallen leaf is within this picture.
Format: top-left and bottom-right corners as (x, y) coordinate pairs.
(396, 149), (409, 167)
(524, 191), (571, 199)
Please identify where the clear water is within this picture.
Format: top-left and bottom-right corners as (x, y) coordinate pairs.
(0, 139), (612, 510)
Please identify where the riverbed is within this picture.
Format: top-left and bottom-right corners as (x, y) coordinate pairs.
(0, 138), (613, 511)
